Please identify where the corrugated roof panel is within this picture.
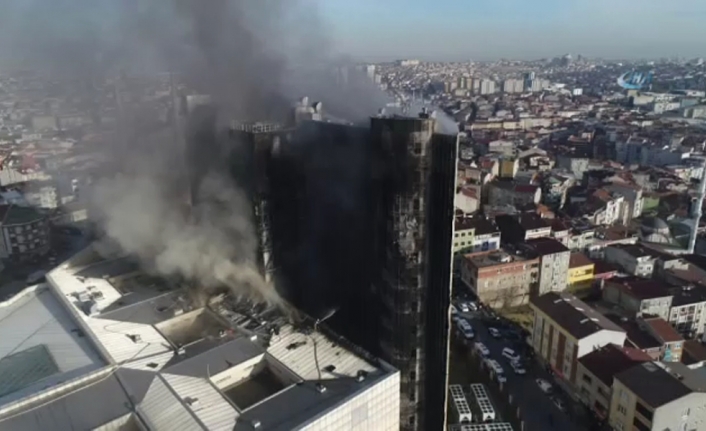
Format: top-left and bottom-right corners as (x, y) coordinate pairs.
(162, 373), (238, 431)
(47, 267), (173, 365)
(139, 374), (203, 431)
(266, 325), (377, 381)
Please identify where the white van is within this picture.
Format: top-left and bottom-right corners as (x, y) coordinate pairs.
(485, 359), (506, 383)
(457, 319), (474, 340)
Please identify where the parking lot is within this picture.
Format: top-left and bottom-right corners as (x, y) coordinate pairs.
(451, 295), (590, 431)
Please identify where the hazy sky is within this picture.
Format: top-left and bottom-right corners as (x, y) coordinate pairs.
(318, 0), (706, 61)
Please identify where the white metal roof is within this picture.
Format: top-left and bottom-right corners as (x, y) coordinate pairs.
(0, 372), (135, 431)
(3, 244), (397, 431)
(0, 285), (103, 406)
(266, 324), (379, 380)
(47, 262), (173, 368)
(162, 373), (238, 430)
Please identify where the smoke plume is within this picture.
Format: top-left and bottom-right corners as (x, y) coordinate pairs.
(0, 0), (387, 305)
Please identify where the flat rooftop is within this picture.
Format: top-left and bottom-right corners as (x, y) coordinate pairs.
(465, 248), (538, 269)
(0, 242), (397, 430)
(0, 285), (103, 408)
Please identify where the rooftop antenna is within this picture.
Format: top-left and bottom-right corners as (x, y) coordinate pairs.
(310, 307), (338, 381)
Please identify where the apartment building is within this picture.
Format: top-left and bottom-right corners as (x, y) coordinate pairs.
(639, 317), (684, 362)
(604, 182), (644, 224)
(576, 344), (651, 420)
(495, 213), (552, 244)
(568, 252), (595, 292)
(530, 292), (627, 386)
(604, 278), (706, 337)
(453, 217), (476, 258)
(460, 248), (539, 308)
(466, 218), (501, 253)
(603, 278), (673, 320)
(664, 287), (706, 337)
(610, 362), (706, 431)
(524, 238), (571, 295)
(604, 244), (658, 278)
(487, 181), (541, 207)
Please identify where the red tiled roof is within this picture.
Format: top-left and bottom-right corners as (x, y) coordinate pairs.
(642, 317), (684, 343)
(569, 252), (593, 269)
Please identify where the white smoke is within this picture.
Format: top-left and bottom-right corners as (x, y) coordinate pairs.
(91, 170), (282, 305)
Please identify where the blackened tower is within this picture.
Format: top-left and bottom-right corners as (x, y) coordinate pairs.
(229, 122), (295, 283)
(371, 112), (458, 431)
(185, 107), (295, 283)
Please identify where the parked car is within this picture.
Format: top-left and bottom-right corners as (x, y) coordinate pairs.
(485, 359), (507, 383)
(474, 342), (490, 357)
(510, 361), (526, 375)
(459, 302), (470, 313)
(501, 347), (521, 363)
(536, 378), (553, 394)
(488, 327), (501, 338)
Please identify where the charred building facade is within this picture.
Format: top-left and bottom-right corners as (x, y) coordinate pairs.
(185, 105), (295, 282)
(371, 113), (458, 431)
(186, 105), (458, 431)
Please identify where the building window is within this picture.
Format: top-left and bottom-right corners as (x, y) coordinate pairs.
(632, 416), (650, 431)
(582, 374), (592, 385)
(635, 401), (652, 421)
(617, 404), (627, 415)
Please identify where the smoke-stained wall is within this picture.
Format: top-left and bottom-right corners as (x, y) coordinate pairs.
(268, 122), (379, 343)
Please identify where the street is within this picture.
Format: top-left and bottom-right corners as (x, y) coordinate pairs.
(452, 299), (589, 431)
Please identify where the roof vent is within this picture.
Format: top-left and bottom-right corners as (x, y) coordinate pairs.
(184, 397), (200, 409)
(356, 370), (369, 382)
(176, 347), (186, 356)
(127, 334), (142, 343)
(251, 419), (262, 429)
(315, 383), (327, 393)
(323, 365), (336, 373)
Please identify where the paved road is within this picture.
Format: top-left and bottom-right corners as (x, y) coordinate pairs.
(454, 304), (588, 431)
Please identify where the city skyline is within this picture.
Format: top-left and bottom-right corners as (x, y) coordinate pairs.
(319, 0), (706, 61)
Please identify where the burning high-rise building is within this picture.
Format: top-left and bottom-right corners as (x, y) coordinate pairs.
(371, 111), (458, 431)
(186, 102), (458, 431)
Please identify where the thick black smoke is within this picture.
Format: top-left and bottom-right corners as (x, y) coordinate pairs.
(0, 0), (387, 305)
